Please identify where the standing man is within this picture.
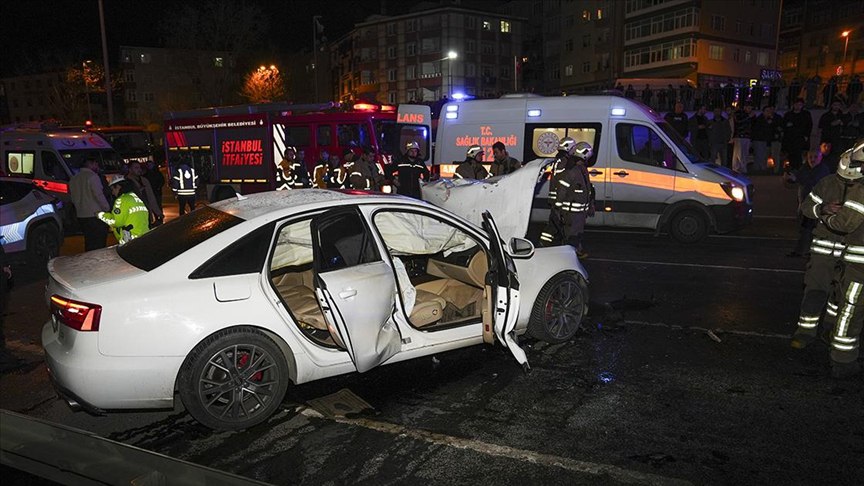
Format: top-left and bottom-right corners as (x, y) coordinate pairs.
(171, 156), (198, 215)
(751, 106), (781, 174)
(489, 141), (521, 176)
(689, 105), (711, 160)
(277, 146), (311, 189)
(782, 98), (813, 171)
(818, 100), (847, 151)
(665, 101), (690, 140)
(820, 140), (864, 378)
(313, 149), (331, 188)
(386, 141), (429, 199)
(349, 147), (383, 191)
(792, 146), (859, 350)
(539, 138), (594, 258)
(641, 84), (653, 109)
(143, 160), (165, 219)
(126, 161), (163, 227)
(69, 156), (110, 251)
(455, 145), (489, 180)
(731, 102), (755, 173)
(708, 107), (732, 166)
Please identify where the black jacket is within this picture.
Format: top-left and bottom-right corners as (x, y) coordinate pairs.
(386, 156), (429, 199)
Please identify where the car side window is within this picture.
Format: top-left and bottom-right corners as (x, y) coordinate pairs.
(189, 222), (276, 279)
(315, 210), (380, 273)
(615, 123), (684, 171)
(0, 181), (32, 206)
(316, 125), (332, 146)
(41, 151), (68, 181)
(6, 151), (35, 175)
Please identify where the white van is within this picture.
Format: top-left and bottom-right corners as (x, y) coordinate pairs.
(433, 94), (753, 243)
(1, 126), (123, 226)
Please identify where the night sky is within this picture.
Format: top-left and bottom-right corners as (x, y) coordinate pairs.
(1, 0), (410, 77)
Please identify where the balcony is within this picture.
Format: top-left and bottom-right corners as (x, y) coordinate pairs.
(625, 0), (691, 19)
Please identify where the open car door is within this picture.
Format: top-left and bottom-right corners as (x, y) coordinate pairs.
(312, 209), (401, 373)
(481, 211), (529, 371)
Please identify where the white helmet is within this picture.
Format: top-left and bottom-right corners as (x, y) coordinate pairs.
(558, 137), (576, 154)
(108, 174), (126, 186)
(466, 145), (484, 159)
(572, 141), (594, 161)
(405, 141), (420, 151)
(837, 139), (864, 181)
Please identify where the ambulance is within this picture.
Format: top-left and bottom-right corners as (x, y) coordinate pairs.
(433, 94), (752, 243)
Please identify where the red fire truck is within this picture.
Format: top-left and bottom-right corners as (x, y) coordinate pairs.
(163, 102), (431, 201)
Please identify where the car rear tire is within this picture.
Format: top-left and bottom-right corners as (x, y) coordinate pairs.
(528, 272), (588, 343)
(28, 223), (60, 268)
(179, 327), (289, 430)
(669, 209), (708, 244)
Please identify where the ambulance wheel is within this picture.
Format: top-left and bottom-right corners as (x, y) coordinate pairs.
(528, 272), (588, 343)
(670, 209), (708, 244)
(179, 327), (289, 430)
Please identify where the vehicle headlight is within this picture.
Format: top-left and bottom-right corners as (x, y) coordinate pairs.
(720, 182), (745, 202)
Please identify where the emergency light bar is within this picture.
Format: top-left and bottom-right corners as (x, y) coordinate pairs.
(611, 108), (626, 116)
(445, 104), (459, 119)
(353, 103), (379, 111)
(527, 109), (542, 117)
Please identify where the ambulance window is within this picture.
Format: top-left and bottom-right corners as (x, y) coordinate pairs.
(317, 125), (332, 146)
(6, 151), (35, 175)
(615, 123), (684, 171)
(41, 151), (68, 181)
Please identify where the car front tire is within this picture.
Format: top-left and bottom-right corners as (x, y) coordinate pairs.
(528, 272), (588, 343)
(179, 327), (289, 430)
(28, 223), (60, 268)
(669, 209), (708, 244)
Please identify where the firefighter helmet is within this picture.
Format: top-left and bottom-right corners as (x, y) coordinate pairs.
(572, 141), (594, 161)
(284, 146), (297, 156)
(558, 137), (577, 155)
(466, 145), (484, 159)
(837, 139), (864, 181)
(405, 141), (420, 152)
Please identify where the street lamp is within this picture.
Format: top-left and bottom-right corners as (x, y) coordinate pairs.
(445, 50), (458, 98)
(842, 30), (851, 72)
(82, 60), (93, 123)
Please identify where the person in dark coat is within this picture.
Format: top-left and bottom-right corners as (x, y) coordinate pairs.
(751, 105), (782, 174)
(782, 98), (813, 170)
(689, 105), (711, 160)
(664, 101), (689, 139)
(385, 141), (429, 199)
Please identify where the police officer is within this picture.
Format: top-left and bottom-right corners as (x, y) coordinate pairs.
(792, 146), (861, 348)
(489, 141), (521, 177)
(171, 156), (198, 215)
(539, 138), (594, 258)
(455, 145), (489, 180)
(98, 175), (150, 245)
(278, 146), (311, 189)
(821, 139), (864, 378)
(387, 141), (430, 199)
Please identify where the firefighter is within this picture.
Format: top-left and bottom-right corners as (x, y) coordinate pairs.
(539, 138), (594, 258)
(821, 140), (864, 378)
(347, 147), (379, 191)
(312, 149), (330, 188)
(98, 175), (150, 245)
(455, 145), (489, 180)
(386, 141), (430, 199)
(339, 147), (361, 189)
(278, 146), (311, 189)
(171, 156), (198, 215)
(791, 146), (861, 348)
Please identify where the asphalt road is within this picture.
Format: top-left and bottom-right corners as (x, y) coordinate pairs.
(2, 179), (863, 485)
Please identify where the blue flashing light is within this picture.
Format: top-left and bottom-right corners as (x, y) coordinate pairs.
(611, 108), (626, 116)
(451, 92), (467, 101)
(527, 109), (542, 117)
(445, 112), (458, 119)
(446, 104), (459, 112)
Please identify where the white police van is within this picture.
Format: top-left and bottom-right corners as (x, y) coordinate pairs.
(433, 94), (752, 243)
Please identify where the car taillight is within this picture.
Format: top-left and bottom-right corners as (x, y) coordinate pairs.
(50, 295), (102, 332)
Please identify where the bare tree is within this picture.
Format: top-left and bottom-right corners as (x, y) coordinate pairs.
(240, 66), (287, 103)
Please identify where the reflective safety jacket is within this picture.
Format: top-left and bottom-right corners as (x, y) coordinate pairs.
(551, 157), (593, 214)
(313, 160), (330, 188)
(386, 155), (429, 199)
(349, 158), (382, 191)
(97, 192), (150, 244)
(278, 159), (311, 189)
(802, 174), (853, 257)
(454, 159), (488, 180)
(824, 182), (864, 266)
(171, 165), (198, 196)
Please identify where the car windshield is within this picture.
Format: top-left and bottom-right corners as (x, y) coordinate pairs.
(60, 149), (125, 174)
(656, 121), (702, 163)
(117, 206), (244, 271)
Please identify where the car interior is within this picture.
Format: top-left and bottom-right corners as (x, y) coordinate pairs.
(267, 211), (491, 348)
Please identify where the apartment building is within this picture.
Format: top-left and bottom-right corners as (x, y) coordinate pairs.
(331, 5), (526, 104)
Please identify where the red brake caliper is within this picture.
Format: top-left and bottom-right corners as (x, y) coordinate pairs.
(237, 352), (263, 381)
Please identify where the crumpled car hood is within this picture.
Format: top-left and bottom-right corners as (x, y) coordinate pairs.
(422, 159), (550, 242)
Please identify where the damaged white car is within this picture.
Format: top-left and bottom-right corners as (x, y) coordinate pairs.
(42, 160), (588, 430)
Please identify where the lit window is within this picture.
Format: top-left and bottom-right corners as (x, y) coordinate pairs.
(565, 64), (574, 76)
(709, 45), (724, 60)
(582, 10), (591, 21)
(597, 9), (603, 20)
(500, 20), (511, 33)
(214, 57), (224, 67)
(139, 53), (151, 64)
(482, 21), (491, 31)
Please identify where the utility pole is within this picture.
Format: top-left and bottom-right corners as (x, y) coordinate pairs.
(313, 16), (322, 102)
(98, 0), (114, 125)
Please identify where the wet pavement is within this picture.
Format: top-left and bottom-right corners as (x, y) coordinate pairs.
(2, 177), (863, 485)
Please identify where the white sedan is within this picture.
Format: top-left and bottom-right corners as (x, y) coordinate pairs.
(43, 160), (588, 430)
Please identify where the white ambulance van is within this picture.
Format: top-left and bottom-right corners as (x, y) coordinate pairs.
(1, 126), (124, 227)
(433, 94), (752, 243)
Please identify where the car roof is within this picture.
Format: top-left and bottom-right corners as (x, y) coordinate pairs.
(210, 189), (433, 222)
